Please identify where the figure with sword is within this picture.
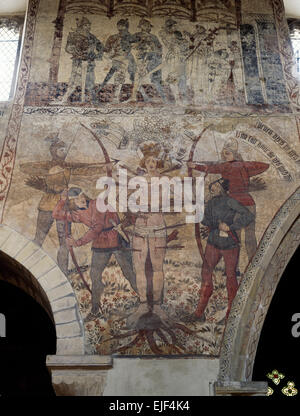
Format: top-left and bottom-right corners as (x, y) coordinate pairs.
(52, 17), (103, 105)
(187, 137), (269, 261)
(186, 177), (254, 323)
(159, 18), (190, 104)
(100, 18), (136, 104)
(129, 18), (167, 103)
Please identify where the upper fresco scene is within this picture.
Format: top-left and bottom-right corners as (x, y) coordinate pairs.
(25, 0), (292, 113)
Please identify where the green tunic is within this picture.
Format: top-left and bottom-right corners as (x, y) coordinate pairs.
(202, 195), (254, 250)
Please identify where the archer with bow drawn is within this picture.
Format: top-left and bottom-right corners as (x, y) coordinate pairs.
(20, 132), (110, 275)
(53, 187), (137, 321)
(188, 137), (269, 262)
(186, 177), (254, 323)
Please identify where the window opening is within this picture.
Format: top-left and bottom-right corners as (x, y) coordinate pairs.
(288, 19), (300, 78)
(0, 18), (23, 101)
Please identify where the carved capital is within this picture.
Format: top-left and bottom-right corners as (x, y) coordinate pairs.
(47, 355), (113, 396)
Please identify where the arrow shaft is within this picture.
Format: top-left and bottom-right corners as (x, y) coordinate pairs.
(156, 245), (184, 250)
(155, 222), (187, 231)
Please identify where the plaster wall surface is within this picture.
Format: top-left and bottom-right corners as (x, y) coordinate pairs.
(103, 358), (219, 396)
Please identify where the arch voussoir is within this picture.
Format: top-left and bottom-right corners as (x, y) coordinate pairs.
(0, 224), (84, 355)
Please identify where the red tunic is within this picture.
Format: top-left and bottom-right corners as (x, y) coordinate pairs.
(194, 160), (269, 206)
(53, 199), (120, 250)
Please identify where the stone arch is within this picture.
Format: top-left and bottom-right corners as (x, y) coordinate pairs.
(218, 186), (300, 383)
(0, 224), (84, 355)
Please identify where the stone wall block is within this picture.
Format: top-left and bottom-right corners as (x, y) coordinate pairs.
(38, 267), (68, 292)
(22, 248), (46, 270)
(30, 254), (57, 278)
(53, 307), (78, 324)
(14, 240), (40, 264)
(0, 226), (13, 247)
(56, 337), (85, 355)
(0, 231), (29, 259)
(56, 321), (83, 338)
(52, 295), (77, 312)
(47, 282), (75, 302)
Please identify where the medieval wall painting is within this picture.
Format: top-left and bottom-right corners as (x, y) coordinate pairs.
(51, 15), (244, 107)
(24, 0), (290, 110)
(240, 17), (289, 107)
(257, 22), (288, 105)
(240, 24), (265, 105)
(4, 110), (299, 356)
(1, 0), (300, 357)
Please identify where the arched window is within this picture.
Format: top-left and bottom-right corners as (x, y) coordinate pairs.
(0, 17), (23, 102)
(288, 19), (300, 78)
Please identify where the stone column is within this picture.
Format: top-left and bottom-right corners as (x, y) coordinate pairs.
(47, 355), (113, 396)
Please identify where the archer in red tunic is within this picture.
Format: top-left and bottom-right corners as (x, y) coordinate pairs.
(53, 187), (137, 319)
(188, 141), (269, 261)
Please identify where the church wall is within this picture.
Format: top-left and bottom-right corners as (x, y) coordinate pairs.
(103, 357), (219, 396)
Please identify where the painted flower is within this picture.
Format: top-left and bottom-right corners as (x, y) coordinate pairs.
(281, 381), (298, 397)
(266, 369), (285, 385)
(266, 386), (274, 396)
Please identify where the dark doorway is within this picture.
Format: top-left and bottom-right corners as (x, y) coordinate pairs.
(0, 280), (56, 397)
(252, 244), (300, 396)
